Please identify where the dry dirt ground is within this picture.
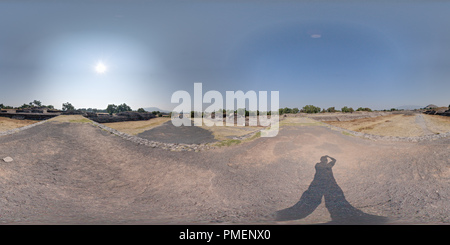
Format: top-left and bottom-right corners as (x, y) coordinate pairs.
(0, 115), (450, 224)
(324, 114), (450, 137)
(423, 114), (450, 134)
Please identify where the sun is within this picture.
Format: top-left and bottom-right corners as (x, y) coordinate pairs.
(95, 62), (107, 74)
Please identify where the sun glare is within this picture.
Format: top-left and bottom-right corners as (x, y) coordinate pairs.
(95, 62), (107, 74)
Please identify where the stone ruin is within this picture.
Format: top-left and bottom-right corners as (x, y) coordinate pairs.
(423, 108), (450, 117)
(0, 107), (62, 120)
(83, 111), (156, 123)
(299, 111), (394, 122)
(0, 108), (157, 122)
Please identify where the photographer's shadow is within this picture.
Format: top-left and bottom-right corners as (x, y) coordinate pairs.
(276, 156), (387, 224)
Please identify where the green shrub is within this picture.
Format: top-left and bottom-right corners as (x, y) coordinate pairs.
(301, 105), (321, 113)
(327, 107), (336, 112)
(341, 106), (354, 113)
(356, 107), (372, 112)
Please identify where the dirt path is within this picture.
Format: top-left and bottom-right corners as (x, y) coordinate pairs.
(1, 120), (450, 224)
(422, 114), (450, 134)
(415, 114), (433, 135)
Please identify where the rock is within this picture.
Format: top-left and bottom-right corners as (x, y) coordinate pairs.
(3, 157), (13, 163)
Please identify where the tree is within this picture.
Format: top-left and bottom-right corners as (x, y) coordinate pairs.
(292, 107), (300, 114)
(117, 103), (132, 113)
(302, 105), (321, 113)
(137, 108), (146, 113)
(279, 107), (294, 114)
(33, 100), (42, 107)
(106, 104), (117, 115)
(106, 103), (132, 115)
(284, 107), (292, 113)
(278, 108), (284, 115)
(20, 103), (30, 109)
(62, 102), (75, 111)
(284, 107), (292, 114)
(235, 108), (245, 116)
(327, 107), (336, 113)
(356, 107), (372, 112)
(190, 111), (202, 118)
(341, 106), (353, 113)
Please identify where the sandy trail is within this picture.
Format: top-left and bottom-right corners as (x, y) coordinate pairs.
(415, 114), (433, 135)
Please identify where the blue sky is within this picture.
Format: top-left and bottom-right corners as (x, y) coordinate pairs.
(1, 0), (449, 111)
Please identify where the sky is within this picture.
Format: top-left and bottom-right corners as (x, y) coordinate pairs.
(1, 0), (450, 111)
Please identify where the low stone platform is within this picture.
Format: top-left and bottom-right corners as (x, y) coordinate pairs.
(0, 112), (61, 120)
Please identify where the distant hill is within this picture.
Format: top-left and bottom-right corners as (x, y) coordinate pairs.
(143, 107), (171, 113)
(396, 105), (423, 110)
(424, 104), (438, 109)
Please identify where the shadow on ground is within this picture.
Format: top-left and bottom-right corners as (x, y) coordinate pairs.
(276, 155), (388, 224)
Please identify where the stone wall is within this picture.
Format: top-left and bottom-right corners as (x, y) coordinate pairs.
(85, 111), (156, 123)
(59, 110), (157, 123)
(298, 111), (394, 122)
(0, 112), (60, 120)
(423, 109), (450, 116)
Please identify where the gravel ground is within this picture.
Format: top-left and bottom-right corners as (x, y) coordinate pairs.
(415, 114), (434, 135)
(137, 121), (217, 144)
(0, 120), (450, 224)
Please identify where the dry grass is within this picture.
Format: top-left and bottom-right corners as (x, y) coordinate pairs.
(0, 116), (37, 132)
(102, 117), (171, 135)
(423, 114), (450, 134)
(48, 115), (92, 123)
(202, 116), (318, 141)
(280, 117), (325, 126)
(325, 114), (425, 137)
